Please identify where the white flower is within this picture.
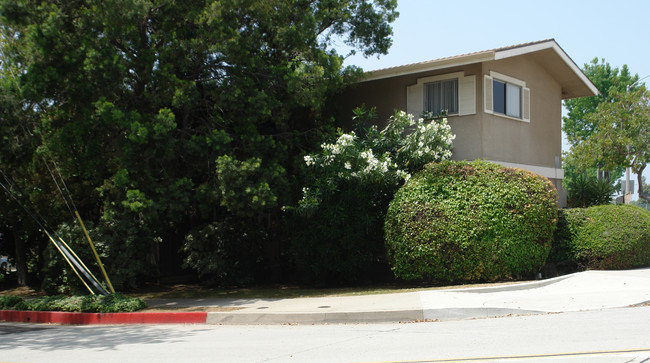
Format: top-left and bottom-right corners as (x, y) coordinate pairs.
(344, 161), (352, 170)
(397, 169), (411, 182)
(337, 133), (356, 147)
(304, 155), (315, 166)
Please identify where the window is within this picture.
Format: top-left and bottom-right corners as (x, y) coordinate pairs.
(424, 78), (458, 115)
(484, 72), (530, 122)
(406, 72), (476, 117)
(492, 80), (521, 118)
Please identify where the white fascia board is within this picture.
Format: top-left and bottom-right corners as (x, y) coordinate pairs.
(493, 40), (556, 60)
(494, 41), (599, 97)
(361, 52), (494, 83)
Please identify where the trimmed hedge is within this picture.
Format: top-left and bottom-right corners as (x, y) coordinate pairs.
(0, 293), (147, 313)
(559, 204), (650, 270)
(384, 160), (559, 283)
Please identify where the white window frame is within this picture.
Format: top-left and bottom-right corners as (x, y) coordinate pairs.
(407, 72), (476, 117)
(484, 71), (530, 122)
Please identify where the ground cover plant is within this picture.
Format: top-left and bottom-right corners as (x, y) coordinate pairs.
(0, 293), (146, 313)
(558, 204), (650, 270)
(385, 160), (559, 283)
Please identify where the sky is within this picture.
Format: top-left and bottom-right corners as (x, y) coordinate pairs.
(341, 0), (650, 200)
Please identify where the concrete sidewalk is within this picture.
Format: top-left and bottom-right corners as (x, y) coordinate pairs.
(143, 268), (650, 325)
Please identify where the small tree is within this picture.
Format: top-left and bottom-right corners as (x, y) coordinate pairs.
(562, 58), (638, 192)
(571, 88), (650, 202)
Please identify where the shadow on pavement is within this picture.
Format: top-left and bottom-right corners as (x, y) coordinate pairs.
(0, 323), (213, 351)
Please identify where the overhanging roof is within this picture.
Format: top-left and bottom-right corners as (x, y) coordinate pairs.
(361, 39), (598, 100)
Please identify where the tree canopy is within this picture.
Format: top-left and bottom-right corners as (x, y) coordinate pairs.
(563, 58), (639, 145)
(0, 0), (399, 289)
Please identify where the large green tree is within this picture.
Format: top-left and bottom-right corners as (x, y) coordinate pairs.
(0, 0), (398, 289)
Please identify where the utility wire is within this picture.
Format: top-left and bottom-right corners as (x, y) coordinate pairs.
(0, 166), (109, 295)
(42, 158), (77, 222)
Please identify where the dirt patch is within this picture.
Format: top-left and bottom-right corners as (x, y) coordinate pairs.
(0, 286), (44, 298)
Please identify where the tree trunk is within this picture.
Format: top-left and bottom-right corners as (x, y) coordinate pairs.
(12, 230), (28, 286)
(637, 165), (650, 202)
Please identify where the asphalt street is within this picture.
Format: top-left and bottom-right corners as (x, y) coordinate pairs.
(1, 306), (650, 362)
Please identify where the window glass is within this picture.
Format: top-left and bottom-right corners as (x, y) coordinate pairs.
(505, 83), (521, 118)
(425, 79), (458, 115)
(492, 79), (522, 119)
(492, 80), (505, 114)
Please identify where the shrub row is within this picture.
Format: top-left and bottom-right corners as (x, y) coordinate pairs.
(0, 293), (147, 313)
(384, 160), (650, 284)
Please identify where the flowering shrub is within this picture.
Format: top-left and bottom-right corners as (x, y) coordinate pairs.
(298, 110), (455, 211)
(289, 109), (455, 283)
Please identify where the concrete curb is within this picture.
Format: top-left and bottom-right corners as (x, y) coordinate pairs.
(0, 310), (207, 325)
(422, 307), (545, 321)
(451, 273), (575, 294)
(206, 309), (425, 325)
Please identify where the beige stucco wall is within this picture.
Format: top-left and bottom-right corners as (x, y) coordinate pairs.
(334, 55), (567, 205)
(480, 55), (563, 169)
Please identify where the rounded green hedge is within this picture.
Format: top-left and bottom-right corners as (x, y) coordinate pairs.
(384, 160), (559, 283)
(562, 204), (650, 270)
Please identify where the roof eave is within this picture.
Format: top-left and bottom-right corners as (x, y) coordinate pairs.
(360, 51), (495, 83)
(495, 40), (599, 97)
(359, 39), (599, 99)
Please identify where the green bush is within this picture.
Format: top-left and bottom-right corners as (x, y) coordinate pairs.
(0, 293), (147, 312)
(561, 204), (650, 269)
(545, 209), (579, 275)
(384, 160), (559, 283)
(182, 217), (266, 286)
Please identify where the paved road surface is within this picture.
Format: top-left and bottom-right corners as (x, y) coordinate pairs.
(2, 306), (649, 362)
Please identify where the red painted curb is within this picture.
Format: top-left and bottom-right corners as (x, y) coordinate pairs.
(0, 310), (207, 325)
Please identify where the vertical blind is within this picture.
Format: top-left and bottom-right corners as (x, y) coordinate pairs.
(424, 78), (458, 115)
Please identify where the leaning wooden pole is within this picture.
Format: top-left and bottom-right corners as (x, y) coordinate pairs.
(75, 211), (115, 294)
